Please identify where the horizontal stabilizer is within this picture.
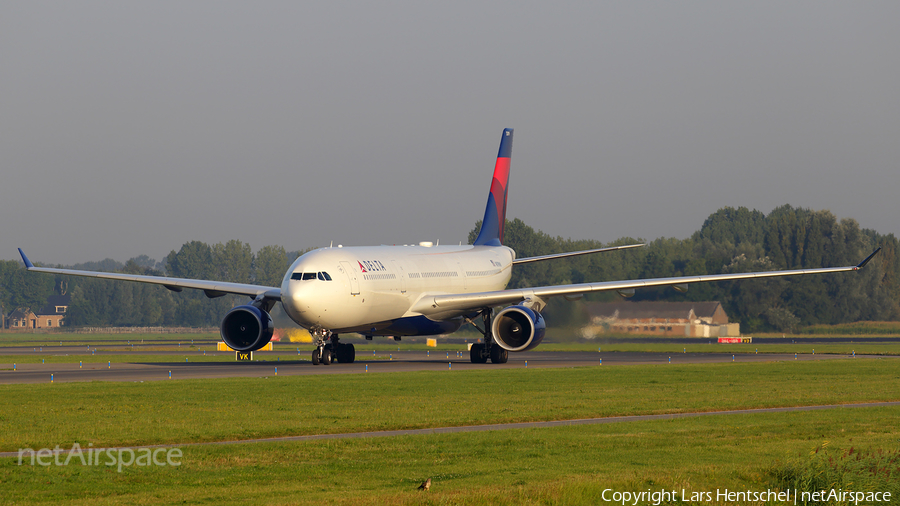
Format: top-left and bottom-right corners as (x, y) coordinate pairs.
(514, 243), (644, 265)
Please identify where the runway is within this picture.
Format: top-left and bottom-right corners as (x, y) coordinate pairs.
(0, 348), (862, 384)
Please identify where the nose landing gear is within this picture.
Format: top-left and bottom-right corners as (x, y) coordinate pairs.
(310, 329), (355, 365)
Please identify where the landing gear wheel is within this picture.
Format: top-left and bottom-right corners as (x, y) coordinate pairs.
(490, 345), (508, 364)
(470, 343), (488, 363)
(311, 348), (321, 365)
(321, 346), (332, 365)
(335, 343), (356, 363)
(343, 343), (355, 363)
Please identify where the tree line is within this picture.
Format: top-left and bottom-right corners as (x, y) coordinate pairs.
(2, 204), (898, 332)
(470, 205), (900, 332)
(0, 241), (304, 328)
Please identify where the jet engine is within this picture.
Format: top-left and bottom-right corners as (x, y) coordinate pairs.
(220, 305), (274, 352)
(491, 305), (546, 352)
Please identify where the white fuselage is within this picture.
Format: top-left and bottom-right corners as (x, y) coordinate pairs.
(280, 244), (514, 334)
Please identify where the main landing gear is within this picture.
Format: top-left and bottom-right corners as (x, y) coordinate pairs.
(310, 330), (355, 365)
(467, 309), (508, 364)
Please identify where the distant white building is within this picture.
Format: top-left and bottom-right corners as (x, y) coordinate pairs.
(581, 301), (740, 338)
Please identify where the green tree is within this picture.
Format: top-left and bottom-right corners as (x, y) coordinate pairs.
(166, 241), (213, 280)
(64, 286), (100, 326)
(0, 260), (54, 312)
(254, 245), (290, 287)
(212, 240), (252, 284)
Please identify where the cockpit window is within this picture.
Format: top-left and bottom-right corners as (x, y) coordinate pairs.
(291, 272), (333, 281)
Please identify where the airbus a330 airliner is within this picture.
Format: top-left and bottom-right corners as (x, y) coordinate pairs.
(18, 129), (880, 365)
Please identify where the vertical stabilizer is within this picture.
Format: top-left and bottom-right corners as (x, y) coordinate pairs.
(473, 128), (513, 246)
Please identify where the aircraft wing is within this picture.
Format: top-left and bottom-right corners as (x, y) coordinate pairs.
(17, 249), (281, 300)
(412, 248), (881, 315)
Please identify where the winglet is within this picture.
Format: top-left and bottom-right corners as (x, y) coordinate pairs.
(855, 247), (881, 270)
(474, 128), (514, 246)
(18, 248), (34, 269)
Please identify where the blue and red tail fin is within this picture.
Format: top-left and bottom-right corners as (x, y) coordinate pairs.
(473, 128), (513, 246)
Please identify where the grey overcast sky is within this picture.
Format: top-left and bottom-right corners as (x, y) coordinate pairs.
(3, 1), (899, 266)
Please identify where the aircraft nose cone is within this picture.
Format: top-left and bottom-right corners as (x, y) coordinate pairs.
(281, 279), (307, 323)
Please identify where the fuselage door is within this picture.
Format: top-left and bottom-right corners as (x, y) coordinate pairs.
(339, 261), (361, 295)
(391, 260), (407, 294)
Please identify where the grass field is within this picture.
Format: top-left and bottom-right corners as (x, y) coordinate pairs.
(3, 407), (898, 505)
(0, 334), (216, 350)
(537, 341), (900, 355)
(1, 338), (898, 504)
(797, 321), (900, 335)
(2, 358), (899, 451)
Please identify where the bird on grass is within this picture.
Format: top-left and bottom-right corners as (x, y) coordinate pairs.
(417, 478), (432, 491)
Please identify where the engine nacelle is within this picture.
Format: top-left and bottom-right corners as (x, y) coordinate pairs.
(491, 305), (546, 352)
(220, 305), (274, 352)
